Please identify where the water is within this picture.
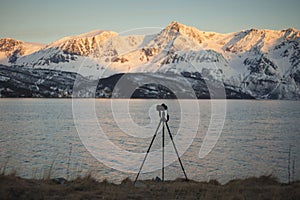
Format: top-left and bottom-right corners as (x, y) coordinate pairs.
(0, 99), (299, 183)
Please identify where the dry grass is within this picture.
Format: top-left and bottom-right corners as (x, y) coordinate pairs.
(0, 174), (299, 200)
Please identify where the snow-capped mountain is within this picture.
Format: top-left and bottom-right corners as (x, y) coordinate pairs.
(0, 38), (45, 65)
(46, 30), (118, 56)
(0, 21), (299, 99)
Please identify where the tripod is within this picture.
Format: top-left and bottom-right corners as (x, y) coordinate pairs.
(134, 104), (188, 183)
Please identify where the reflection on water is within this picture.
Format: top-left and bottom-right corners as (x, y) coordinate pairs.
(0, 99), (299, 183)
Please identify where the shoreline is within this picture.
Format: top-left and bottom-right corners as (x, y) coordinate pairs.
(1, 175), (299, 200)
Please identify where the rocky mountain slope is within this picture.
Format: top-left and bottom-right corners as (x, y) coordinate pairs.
(0, 21), (299, 99)
(0, 38), (45, 65)
(0, 65), (253, 98)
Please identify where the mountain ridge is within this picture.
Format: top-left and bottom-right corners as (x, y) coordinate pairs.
(0, 21), (299, 99)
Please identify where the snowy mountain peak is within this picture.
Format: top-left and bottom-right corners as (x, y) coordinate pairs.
(145, 21), (210, 53)
(0, 38), (45, 64)
(284, 27), (298, 33)
(76, 30), (116, 38)
(282, 28), (300, 40)
(0, 38), (24, 53)
(165, 21), (186, 32)
(163, 21), (206, 45)
(48, 30), (118, 47)
(46, 30), (118, 56)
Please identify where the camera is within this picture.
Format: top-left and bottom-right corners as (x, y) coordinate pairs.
(156, 103), (168, 112)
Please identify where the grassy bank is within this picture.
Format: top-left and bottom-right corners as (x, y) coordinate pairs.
(0, 175), (299, 200)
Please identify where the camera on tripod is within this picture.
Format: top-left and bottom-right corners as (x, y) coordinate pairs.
(156, 103), (169, 123)
(135, 103), (188, 183)
(156, 103), (168, 112)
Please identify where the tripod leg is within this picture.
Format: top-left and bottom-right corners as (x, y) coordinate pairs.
(134, 119), (163, 184)
(165, 122), (188, 181)
(162, 122), (165, 181)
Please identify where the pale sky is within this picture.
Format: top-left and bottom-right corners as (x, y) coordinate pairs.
(0, 0), (299, 44)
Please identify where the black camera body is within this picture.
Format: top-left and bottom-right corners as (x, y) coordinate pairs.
(156, 103), (168, 112)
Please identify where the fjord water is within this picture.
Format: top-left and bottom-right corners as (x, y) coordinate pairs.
(0, 99), (299, 183)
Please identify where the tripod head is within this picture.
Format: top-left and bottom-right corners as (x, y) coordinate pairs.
(156, 103), (169, 122)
